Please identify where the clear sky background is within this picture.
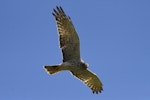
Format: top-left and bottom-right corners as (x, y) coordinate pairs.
(0, 0), (150, 100)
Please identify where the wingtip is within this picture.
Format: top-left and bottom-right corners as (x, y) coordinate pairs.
(52, 12), (55, 16)
(55, 6), (62, 10)
(92, 88), (103, 94)
(52, 6), (65, 16)
(56, 6), (59, 11)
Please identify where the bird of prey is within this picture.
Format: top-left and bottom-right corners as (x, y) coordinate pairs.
(44, 6), (103, 94)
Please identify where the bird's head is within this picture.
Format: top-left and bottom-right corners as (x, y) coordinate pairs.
(81, 61), (89, 68)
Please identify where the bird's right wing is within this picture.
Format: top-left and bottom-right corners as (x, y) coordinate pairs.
(52, 6), (80, 62)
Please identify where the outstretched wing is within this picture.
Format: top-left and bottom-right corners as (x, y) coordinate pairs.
(71, 69), (103, 94)
(52, 6), (80, 62)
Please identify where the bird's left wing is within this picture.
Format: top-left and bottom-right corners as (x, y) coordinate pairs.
(71, 69), (103, 94)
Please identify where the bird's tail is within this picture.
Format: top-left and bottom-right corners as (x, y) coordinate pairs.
(44, 65), (62, 74)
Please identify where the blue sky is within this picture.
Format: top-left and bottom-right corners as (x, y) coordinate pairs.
(0, 0), (150, 100)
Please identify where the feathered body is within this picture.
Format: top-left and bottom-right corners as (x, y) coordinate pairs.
(44, 6), (103, 94)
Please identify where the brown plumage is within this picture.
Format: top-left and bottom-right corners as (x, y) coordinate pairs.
(44, 6), (103, 94)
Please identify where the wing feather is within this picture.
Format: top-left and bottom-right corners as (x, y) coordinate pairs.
(52, 6), (80, 62)
(71, 69), (103, 94)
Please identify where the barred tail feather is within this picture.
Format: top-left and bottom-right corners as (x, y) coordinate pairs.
(44, 65), (62, 74)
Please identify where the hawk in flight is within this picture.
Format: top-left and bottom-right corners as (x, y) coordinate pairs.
(44, 6), (103, 94)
